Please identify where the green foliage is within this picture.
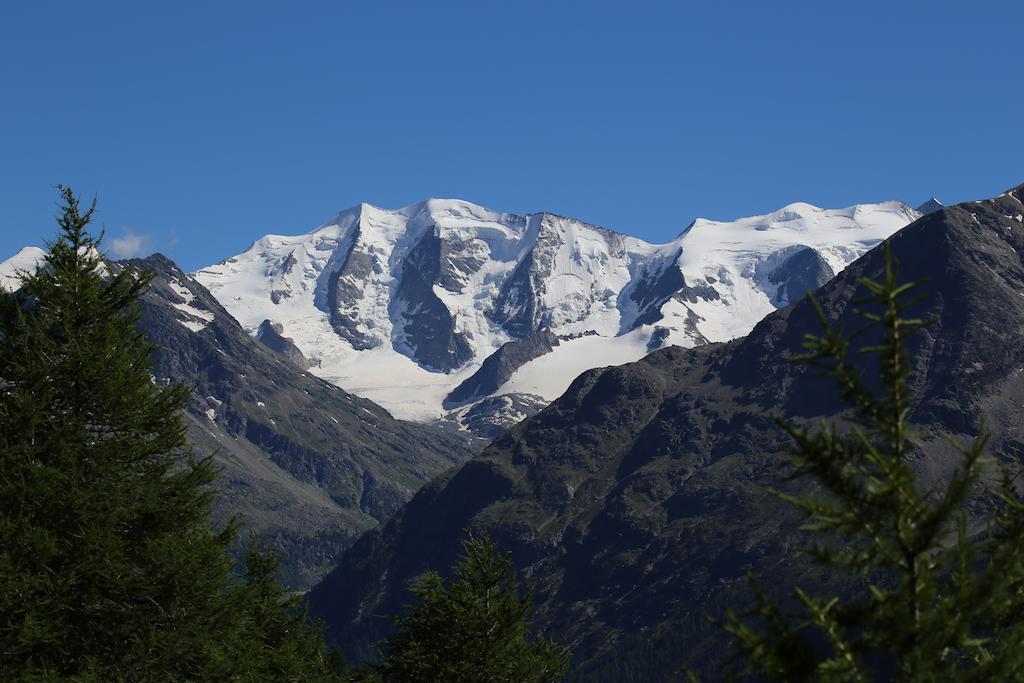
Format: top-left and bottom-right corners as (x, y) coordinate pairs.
(0, 187), (339, 680)
(375, 532), (569, 682)
(225, 535), (349, 680)
(723, 243), (1024, 681)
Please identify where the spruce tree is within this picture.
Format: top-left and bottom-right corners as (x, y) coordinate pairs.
(375, 532), (568, 682)
(226, 536), (349, 680)
(723, 243), (1024, 681)
(0, 187), (339, 680)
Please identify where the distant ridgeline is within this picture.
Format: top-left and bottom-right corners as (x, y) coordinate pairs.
(0, 192), (937, 600)
(0, 193), (932, 591)
(192, 197), (921, 438)
(0, 251), (475, 590)
(307, 184), (1024, 679)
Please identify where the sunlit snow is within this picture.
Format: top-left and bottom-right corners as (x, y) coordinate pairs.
(194, 198), (920, 421)
(0, 246), (46, 292)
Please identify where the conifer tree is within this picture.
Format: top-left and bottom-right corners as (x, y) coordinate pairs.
(723, 243), (1024, 681)
(0, 187), (339, 680)
(226, 536), (349, 680)
(375, 532), (568, 682)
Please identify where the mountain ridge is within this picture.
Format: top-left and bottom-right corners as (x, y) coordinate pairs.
(0, 196), (925, 439)
(130, 253), (478, 588)
(0, 249), (477, 588)
(306, 183), (1024, 678)
(193, 196), (921, 436)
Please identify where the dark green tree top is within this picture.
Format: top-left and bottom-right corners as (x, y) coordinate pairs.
(376, 532), (569, 683)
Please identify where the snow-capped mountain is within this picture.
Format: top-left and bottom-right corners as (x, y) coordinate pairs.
(0, 246), (46, 292)
(193, 198), (921, 428)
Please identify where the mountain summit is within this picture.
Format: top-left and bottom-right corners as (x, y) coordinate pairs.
(194, 197), (920, 432)
(917, 196), (944, 214)
(0, 246), (46, 292)
(307, 183), (1024, 679)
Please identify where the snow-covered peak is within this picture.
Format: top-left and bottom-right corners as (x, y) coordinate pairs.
(195, 196), (921, 424)
(0, 246), (46, 291)
(684, 200), (915, 237)
(409, 197), (516, 226)
(675, 200), (919, 279)
(661, 200), (919, 342)
(0, 244), (115, 292)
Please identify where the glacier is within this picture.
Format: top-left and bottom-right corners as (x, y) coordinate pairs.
(191, 197), (921, 425)
(0, 198), (921, 430)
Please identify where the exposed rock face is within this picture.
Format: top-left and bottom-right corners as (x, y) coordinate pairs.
(626, 249), (687, 327)
(256, 319), (312, 369)
(443, 393), (549, 440)
(391, 232), (473, 372)
(269, 253), (298, 304)
(917, 197), (944, 214)
(126, 254), (474, 589)
(307, 184), (1024, 678)
(491, 237), (543, 337)
(646, 325), (672, 352)
(438, 236), (490, 292)
(761, 245), (835, 307)
(445, 330), (560, 408)
(195, 198), (919, 428)
(327, 228), (380, 351)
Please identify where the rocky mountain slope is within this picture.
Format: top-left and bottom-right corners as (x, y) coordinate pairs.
(194, 198), (920, 435)
(1, 251), (474, 589)
(306, 184), (1024, 678)
(136, 255), (478, 588)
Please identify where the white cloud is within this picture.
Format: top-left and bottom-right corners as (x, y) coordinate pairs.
(107, 229), (154, 259)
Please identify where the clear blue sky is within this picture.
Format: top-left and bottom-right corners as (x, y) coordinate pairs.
(2, 1), (1022, 270)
